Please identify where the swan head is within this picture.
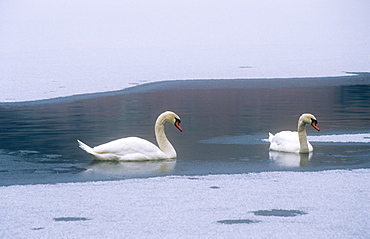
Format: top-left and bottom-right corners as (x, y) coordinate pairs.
(299, 113), (320, 131)
(159, 111), (183, 132)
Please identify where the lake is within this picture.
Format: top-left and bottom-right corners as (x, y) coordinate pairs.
(0, 75), (369, 186)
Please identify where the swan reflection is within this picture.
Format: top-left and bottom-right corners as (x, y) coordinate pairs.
(84, 160), (176, 177)
(269, 151), (312, 167)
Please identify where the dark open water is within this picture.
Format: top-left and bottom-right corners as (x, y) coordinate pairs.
(0, 75), (369, 186)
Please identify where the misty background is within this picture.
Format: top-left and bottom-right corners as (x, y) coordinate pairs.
(1, 0), (369, 102)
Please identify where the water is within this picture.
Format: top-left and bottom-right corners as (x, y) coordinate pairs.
(0, 77), (369, 186)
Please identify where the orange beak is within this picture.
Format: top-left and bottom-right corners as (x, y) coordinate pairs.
(311, 121), (320, 131)
(175, 120), (182, 132)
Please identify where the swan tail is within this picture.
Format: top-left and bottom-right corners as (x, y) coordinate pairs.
(268, 132), (274, 142)
(77, 139), (95, 154)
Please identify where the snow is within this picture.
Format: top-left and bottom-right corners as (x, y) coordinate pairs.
(1, 0), (370, 102)
(0, 169), (369, 238)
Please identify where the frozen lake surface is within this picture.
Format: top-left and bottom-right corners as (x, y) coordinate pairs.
(1, 1), (369, 238)
(1, 169), (369, 238)
(1, 1), (370, 102)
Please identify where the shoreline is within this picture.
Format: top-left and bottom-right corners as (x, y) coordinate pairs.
(1, 72), (369, 107)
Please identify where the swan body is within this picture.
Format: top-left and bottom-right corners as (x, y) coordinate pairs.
(269, 113), (319, 153)
(269, 131), (314, 153)
(77, 111), (182, 161)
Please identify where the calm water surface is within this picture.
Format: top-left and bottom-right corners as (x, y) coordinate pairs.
(0, 77), (369, 185)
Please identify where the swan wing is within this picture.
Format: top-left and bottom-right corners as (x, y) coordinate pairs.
(92, 137), (166, 161)
(269, 131), (301, 153)
(269, 131), (313, 153)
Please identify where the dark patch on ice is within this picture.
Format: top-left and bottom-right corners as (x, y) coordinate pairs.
(252, 209), (307, 217)
(32, 227), (45, 230)
(210, 186), (220, 189)
(345, 71), (370, 76)
(187, 177), (199, 180)
(217, 219), (260, 224)
(53, 217), (91, 222)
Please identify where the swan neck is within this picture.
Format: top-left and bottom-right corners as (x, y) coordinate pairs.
(298, 120), (309, 153)
(155, 117), (176, 158)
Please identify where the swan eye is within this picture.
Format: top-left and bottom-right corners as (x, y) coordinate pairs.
(311, 119), (317, 124)
(175, 118), (181, 123)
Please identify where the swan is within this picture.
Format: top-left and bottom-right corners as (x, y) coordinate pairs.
(268, 113), (320, 153)
(77, 111), (182, 161)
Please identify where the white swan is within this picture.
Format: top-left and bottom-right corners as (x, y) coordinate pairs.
(269, 113), (320, 153)
(77, 111), (182, 161)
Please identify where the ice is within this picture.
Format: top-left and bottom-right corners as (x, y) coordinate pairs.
(203, 133), (370, 145)
(0, 169), (369, 238)
(308, 133), (370, 143)
(1, 0), (370, 102)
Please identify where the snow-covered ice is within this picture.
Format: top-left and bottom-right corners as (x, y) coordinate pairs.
(1, 1), (369, 238)
(1, 0), (370, 102)
(1, 169), (369, 238)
